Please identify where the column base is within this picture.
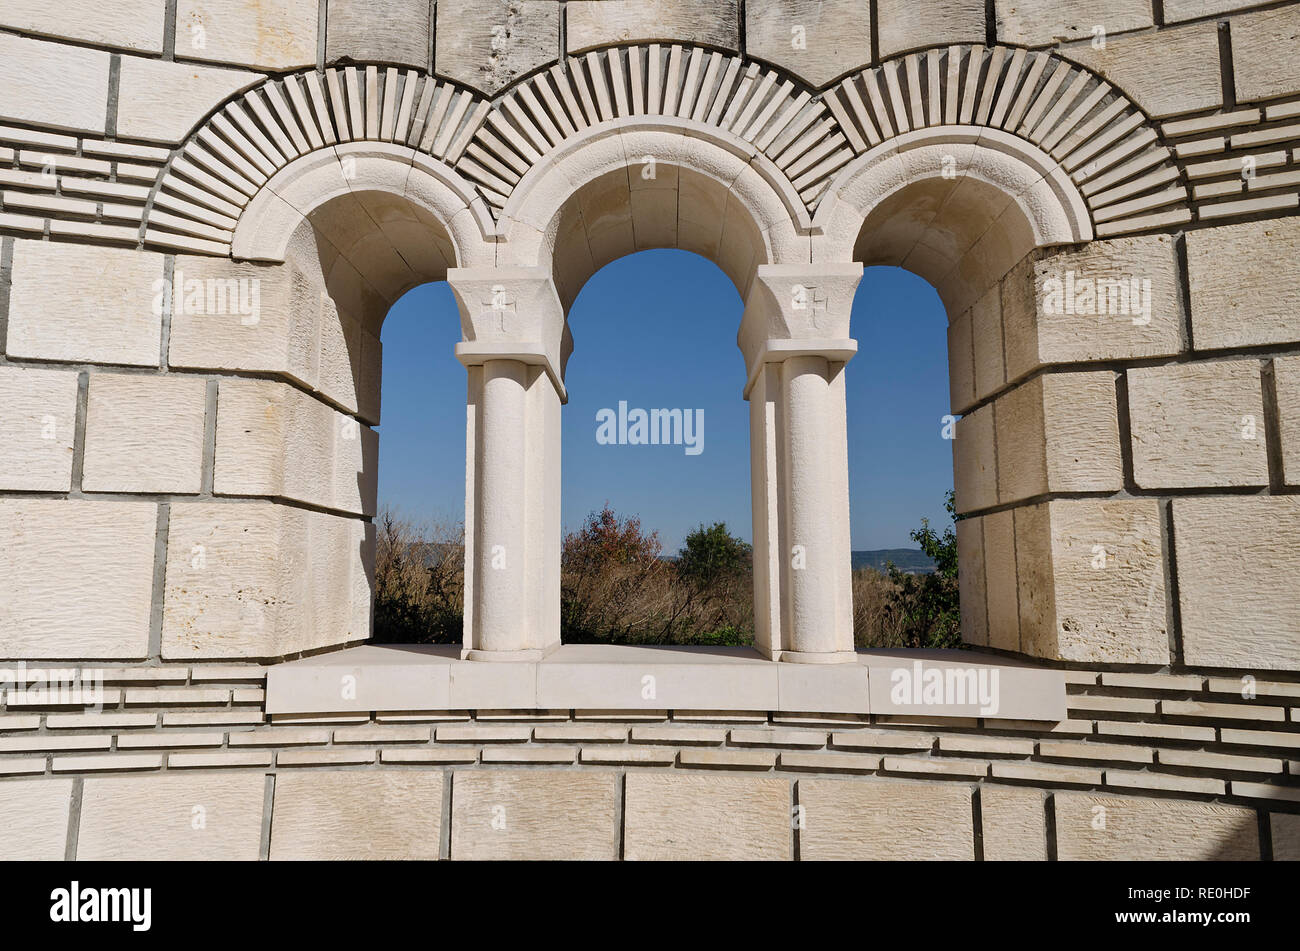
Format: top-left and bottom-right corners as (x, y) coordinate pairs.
(777, 649), (859, 665)
(461, 642), (561, 662)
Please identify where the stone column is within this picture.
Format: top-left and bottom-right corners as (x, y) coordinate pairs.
(448, 268), (570, 661)
(739, 263), (863, 663)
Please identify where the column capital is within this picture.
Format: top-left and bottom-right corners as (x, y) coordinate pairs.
(447, 266), (571, 398)
(738, 263), (863, 398)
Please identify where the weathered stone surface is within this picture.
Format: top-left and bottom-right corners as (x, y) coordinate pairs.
(82, 374), (208, 494)
(0, 34), (110, 134)
(1174, 496), (1300, 670)
(326, 0), (431, 69)
(1164, 0), (1273, 22)
(166, 254), (378, 422)
(1060, 21), (1221, 118)
(0, 0), (165, 53)
(953, 402), (996, 514)
(1055, 792), (1259, 860)
(0, 366), (78, 491)
(877, 0), (985, 58)
(996, 0), (1152, 46)
(271, 771), (442, 859)
(0, 779), (72, 860)
(1230, 4), (1300, 103)
(947, 307), (976, 413)
(1274, 812), (1300, 861)
(569, 0), (740, 54)
(435, 0), (559, 95)
(980, 785), (1047, 860)
(1186, 217), (1300, 350)
(995, 371), (1122, 504)
(971, 285), (1006, 402)
(624, 773), (789, 860)
(116, 57), (261, 143)
(800, 779), (974, 860)
(0, 500), (156, 660)
(1127, 360), (1268, 489)
(983, 509), (1020, 652)
(744, 0), (871, 87)
(77, 773), (264, 860)
(215, 378), (377, 516)
(7, 241), (164, 367)
(175, 0), (317, 71)
(161, 501), (371, 659)
(1274, 356), (1300, 486)
(956, 516), (988, 646)
(1001, 235), (1184, 380)
(1017, 499), (1168, 664)
(451, 769), (618, 859)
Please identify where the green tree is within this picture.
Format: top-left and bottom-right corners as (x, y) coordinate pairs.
(883, 490), (961, 648)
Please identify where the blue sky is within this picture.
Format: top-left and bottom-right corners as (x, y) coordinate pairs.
(376, 250), (954, 552)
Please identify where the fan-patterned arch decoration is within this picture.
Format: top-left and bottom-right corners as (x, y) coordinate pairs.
(141, 43), (1190, 257)
(824, 45), (1191, 237)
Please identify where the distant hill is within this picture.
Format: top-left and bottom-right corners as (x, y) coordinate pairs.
(852, 548), (936, 574)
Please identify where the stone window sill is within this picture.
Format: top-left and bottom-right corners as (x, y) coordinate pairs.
(266, 645), (1066, 722)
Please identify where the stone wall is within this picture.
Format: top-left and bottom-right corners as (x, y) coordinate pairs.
(1, 0), (1299, 857)
(0, 665), (1297, 859)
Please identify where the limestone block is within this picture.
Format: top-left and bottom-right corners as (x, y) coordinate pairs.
(0, 0), (165, 53)
(624, 773), (790, 860)
(744, 0), (871, 87)
(980, 786), (1047, 860)
(1164, 0), (1273, 22)
(450, 770), (617, 860)
(1017, 499), (1168, 664)
(434, 0), (559, 95)
(215, 378), (376, 516)
(970, 285), (1006, 402)
(1230, 4), (1300, 103)
(1274, 812), (1300, 861)
(1185, 217), (1300, 350)
(0, 779), (72, 860)
(161, 501), (369, 659)
(0, 500), (156, 660)
(956, 516), (988, 646)
(0, 34), (110, 134)
(1055, 793), (1259, 860)
(175, 0), (317, 71)
(983, 509), (1020, 651)
(116, 57), (262, 144)
(568, 0), (740, 54)
(7, 241), (164, 367)
(1001, 235), (1184, 380)
(800, 779), (974, 860)
(994, 371), (1123, 504)
(271, 771), (442, 859)
(947, 307), (976, 413)
(82, 374), (208, 494)
(1128, 360), (1267, 489)
(953, 402), (996, 514)
(0, 366), (78, 491)
(327, 0), (431, 69)
(1060, 21), (1221, 118)
(1275, 356), (1300, 486)
(78, 773), (265, 860)
(877, 0), (986, 58)
(1174, 496), (1300, 670)
(995, 0), (1152, 47)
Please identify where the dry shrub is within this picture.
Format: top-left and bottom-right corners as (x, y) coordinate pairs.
(372, 508), (464, 644)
